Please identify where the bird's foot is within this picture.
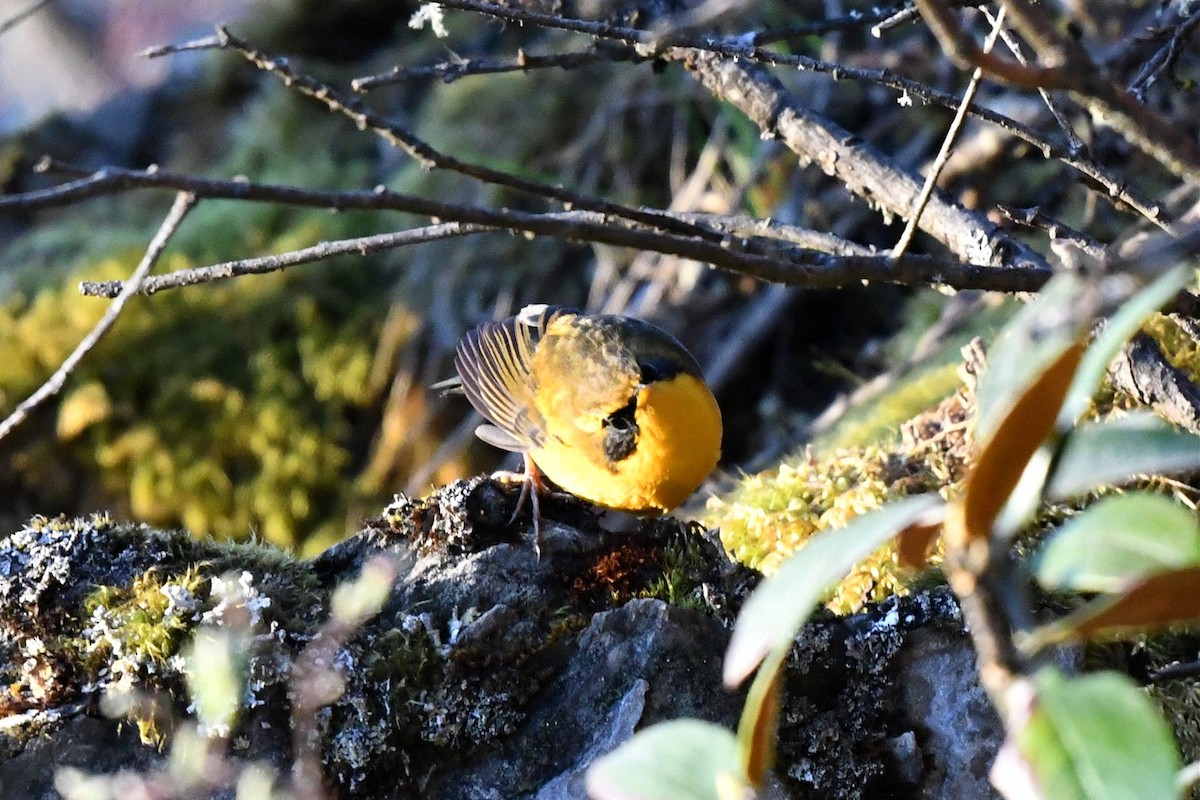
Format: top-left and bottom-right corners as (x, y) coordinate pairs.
(490, 454), (545, 559)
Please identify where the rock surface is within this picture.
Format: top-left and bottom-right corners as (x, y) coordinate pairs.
(0, 480), (1002, 799)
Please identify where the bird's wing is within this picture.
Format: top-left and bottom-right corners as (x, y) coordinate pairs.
(455, 306), (566, 450)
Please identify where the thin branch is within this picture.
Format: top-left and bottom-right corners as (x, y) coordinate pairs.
(871, 5), (924, 37)
(997, 205), (1105, 258)
(667, 211), (877, 256)
(982, 5), (1086, 156)
(1127, 6), (1200, 101)
(893, 5), (1006, 259)
(746, 2), (944, 45)
(80, 222), (486, 296)
(77, 209), (1056, 298)
(200, 27), (723, 245)
(0, 0), (54, 37)
(352, 46), (644, 91)
(3, 163), (1047, 297)
(0, 192), (196, 444)
(669, 46), (1050, 270)
(917, 0), (1200, 186)
(429, 0), (1170, 230)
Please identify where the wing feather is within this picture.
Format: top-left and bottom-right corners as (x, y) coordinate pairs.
(454, 306), (569, 449)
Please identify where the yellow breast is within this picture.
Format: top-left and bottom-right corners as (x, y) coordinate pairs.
(530, 373), (722, 513)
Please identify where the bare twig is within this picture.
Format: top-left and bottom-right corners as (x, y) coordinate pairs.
(0, 0), (54, 37)
(668, 212), (876, 256)
(352, 47), (644, 90)
(893, 6), (1006, 259)
(0, 192), (196, 443)
(0, 162), (1059, 297)
(77, 207), (1056, 298)
(4, 161), (870, 263)
(1127, 6), (1200, 101)
(982, 5), (1086, 156)
(916, 0), (1200, 186)
(80, 222), (488, 297)
(1108, 332), (1200, 434)
(748, 2), (915, 44)
(428, 0), (1170, 229)
(670, 46), (1049, 270)
(1149, 659), (1200, 683)
(152, 26), (724, 246)
(997, 205), (1105, 258)
(871, 5), (923, 37)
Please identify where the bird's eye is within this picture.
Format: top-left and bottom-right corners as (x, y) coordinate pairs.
(602, 395), (639, 465)
(638, 357), (677, 384)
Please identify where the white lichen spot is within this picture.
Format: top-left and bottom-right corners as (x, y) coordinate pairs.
(202, 571), (271, 626)
(409, 3), (448, 38)
(160, 582), (199, 623)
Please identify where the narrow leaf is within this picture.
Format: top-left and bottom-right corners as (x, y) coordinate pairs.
(895, 517), (942, 570)
(1059, 265), (1193, 426)
(586, 720), (745, 800)
(976, 273), (1088, 444)
(736, 647), (785, 787)
(1033, 493), (1200, 593)
(1010, 668), (1181, 800)
(723, 495), (944, 687)
(1025, 567), (1200, 648)
(1047, 412), (1200, 500)
(962, 340), (1085, 542)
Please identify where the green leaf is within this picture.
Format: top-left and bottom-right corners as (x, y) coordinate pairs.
(1047, 412), (1200, 500)
(723, 494), (944, 687)
(1059, 265), (1193, 426)
(1012, 668), (1181, 800)
(964, 340), (1084, 542)
(736, 647), (785, 786)
(1033, 493), (1200, 592)
(1023, 566), (1200, 649)
(586, 720), (746, 800)
(976, 273), (1089, 445)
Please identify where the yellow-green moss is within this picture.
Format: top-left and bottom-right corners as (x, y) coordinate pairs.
(816, 361), (964, 452)
(638, 529), (712, 611)
(1143, 313), (1200, 382)
(706, 446), (945, 614)
(0, 249), (388, 551)
(81, 568), (207, 672)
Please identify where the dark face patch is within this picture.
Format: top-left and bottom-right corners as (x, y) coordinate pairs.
(637, 356), (681, 384)
(602, 393), (639, 466)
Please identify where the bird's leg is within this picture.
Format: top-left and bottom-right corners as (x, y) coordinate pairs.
(491, 453), (545, 559)
(518, 453), (544, 559)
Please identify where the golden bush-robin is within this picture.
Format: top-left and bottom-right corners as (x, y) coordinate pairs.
(449, 304), (722, 532)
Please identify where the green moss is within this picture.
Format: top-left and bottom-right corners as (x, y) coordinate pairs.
(81, 568), (206, 672)
(639, 529), (711, 611)
(816, 293), (1015, 452)
(705, 446), (946, 614)
(0, 80), (407, 553)
(0, 245), (388, 551)
(0, 514), (322, 748)
(1143, 312), (1200, 382)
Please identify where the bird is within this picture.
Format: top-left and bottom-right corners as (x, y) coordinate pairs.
(447, 304), (722, 543)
